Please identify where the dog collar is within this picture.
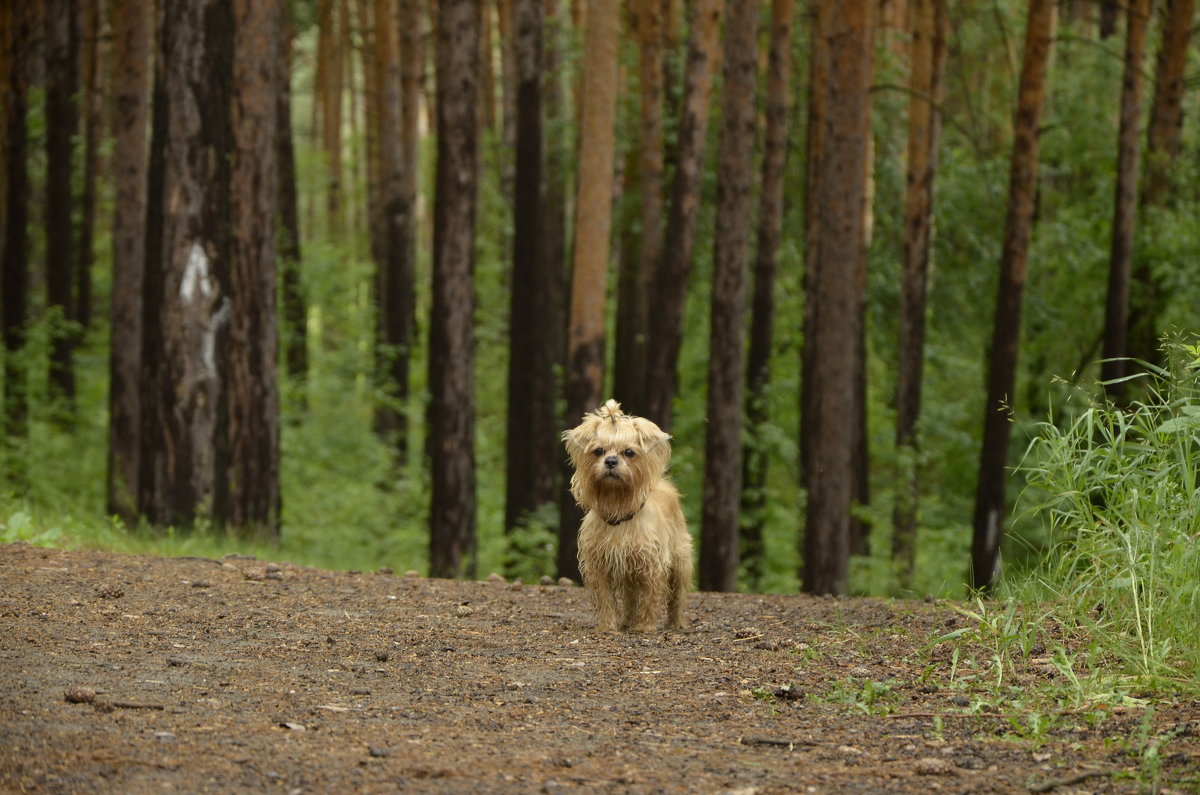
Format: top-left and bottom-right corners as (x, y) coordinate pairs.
(605, 502), (646, 526)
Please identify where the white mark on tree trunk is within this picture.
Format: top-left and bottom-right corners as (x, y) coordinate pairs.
(203, 297), (231, 378)
(181, 242), (214, 303)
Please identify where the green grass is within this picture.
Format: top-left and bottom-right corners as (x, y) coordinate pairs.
(1008, 338), (1200, 688)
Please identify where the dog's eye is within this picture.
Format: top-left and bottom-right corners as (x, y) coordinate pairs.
(623, 449), (636, 459)
(592, 447), (604, 457)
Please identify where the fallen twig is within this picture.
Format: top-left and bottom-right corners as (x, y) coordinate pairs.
(110, 701), (165, 711)
(738, 736), (819, 749)
(885, 711), (1006, 720)
(1028, 769), (1117, 793)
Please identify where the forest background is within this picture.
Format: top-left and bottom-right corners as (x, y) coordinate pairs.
(1, 0), (1198, 608)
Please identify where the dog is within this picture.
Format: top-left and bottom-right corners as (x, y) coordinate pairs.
(562, 400), (692, 632)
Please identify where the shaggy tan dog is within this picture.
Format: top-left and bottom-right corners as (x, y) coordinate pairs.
(563, 400), (692, 632)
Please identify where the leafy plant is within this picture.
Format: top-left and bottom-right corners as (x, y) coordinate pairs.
(1012, 339), (1200, 685)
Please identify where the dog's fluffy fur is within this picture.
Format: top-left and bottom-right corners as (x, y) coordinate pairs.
(563, 400), (692, 632)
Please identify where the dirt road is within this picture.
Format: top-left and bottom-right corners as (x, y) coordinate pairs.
(2, 543), (1196, 793)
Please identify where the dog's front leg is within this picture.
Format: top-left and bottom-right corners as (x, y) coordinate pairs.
(625, 575), (665, 633)
(588, 572), (620, 632)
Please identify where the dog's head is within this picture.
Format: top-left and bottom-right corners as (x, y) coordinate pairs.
(563, 400), (671, 519)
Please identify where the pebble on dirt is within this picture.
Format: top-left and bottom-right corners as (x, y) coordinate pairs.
(63, 686), (97, 704)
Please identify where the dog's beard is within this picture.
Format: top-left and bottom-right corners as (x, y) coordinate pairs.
(580, 462), (653, 523)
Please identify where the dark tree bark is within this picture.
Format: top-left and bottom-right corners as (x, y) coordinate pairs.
(3, 0), (31, 480)
(1129, 0), (1195, 367)
(504, 0), (559, 565)
(892, 0), (949, 589)
(1141, 0), (1194, 207)
(399, 0), (422, 273)
(496, 0), (517, 189)
(699, 0), (759, 594)
(278, 12), (308, 392)
(643, 0), (723, 431)
(227, 0), (282, 537)
(558, 0), (622, 582)
(1098, 0), (1118, 38)
(971, 0), (1056, 591)
(801, 0), (875, 597)
(741, 0), (795, 590)
(612, 1), (664, 412)
(317, 0), (344, 236)
(139, 0), (234, 528)
(541, 0), (567, 345)
(373, 0), (416, 461)
(429, 0), (480, 579)
(77, 0), (103, 332)
(106, 0), (152, 521)
(356, 0), (381, 263)
(44, 0), (79, 416)
(1100, 0), (1152, 403)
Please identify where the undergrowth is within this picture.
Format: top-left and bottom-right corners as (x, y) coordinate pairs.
(1010, 338), (1200, 689)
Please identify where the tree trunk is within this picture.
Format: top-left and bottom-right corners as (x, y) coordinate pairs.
(44, 0), (79, 417)
(741, 0), (795, 591)
(699, 0), (758, 594)
(139, 0), (234, 528)
(1129, 0), (1194, 367)
(496, 0), (517, 191)
(399, 0), (422, 267)
(971, 0), (1056, 591)
(544, 0), (571, 579)
(504, 0), (559, 565)
(227, 0), (282, 537)
(278, 13), (308, 393)
(612, 1), (664, 412)
(558, 0), (622, 582)
(892, 0), (948, 589)
(3, 0), (31, 480)
(801, 0), (875, 597)
(374, 0), (415, 462)
(106, 0), (152, 521)
(429, 0), (480, 579)
(1100, 0), (1151, 403)
(356, 0), (382, 263)
(643, 0), (723, 431)
(1098, 0), (1118, 38)
(318, 0), (344, 237)
(541, 0), (567, 345)
(77, 0), (102, 332)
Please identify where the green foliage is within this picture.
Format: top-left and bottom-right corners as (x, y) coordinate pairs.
(821, 677), (903, 717)
(1010, 339), (1200, 685)
(5, 1), (1200, 611)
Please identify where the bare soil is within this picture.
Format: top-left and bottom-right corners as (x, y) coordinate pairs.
(2, 543), (1198, 793)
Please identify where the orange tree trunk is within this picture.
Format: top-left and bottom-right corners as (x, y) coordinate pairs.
(558, 0), (621, 581)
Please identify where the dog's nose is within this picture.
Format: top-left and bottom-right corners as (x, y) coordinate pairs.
(604, 455), (619, 469)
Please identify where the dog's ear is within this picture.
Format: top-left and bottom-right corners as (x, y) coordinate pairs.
(562, 418), (595, 459)
(633, 419), (672, 467)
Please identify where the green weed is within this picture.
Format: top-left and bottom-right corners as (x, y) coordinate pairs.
(1012, 338), (1200, 687)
